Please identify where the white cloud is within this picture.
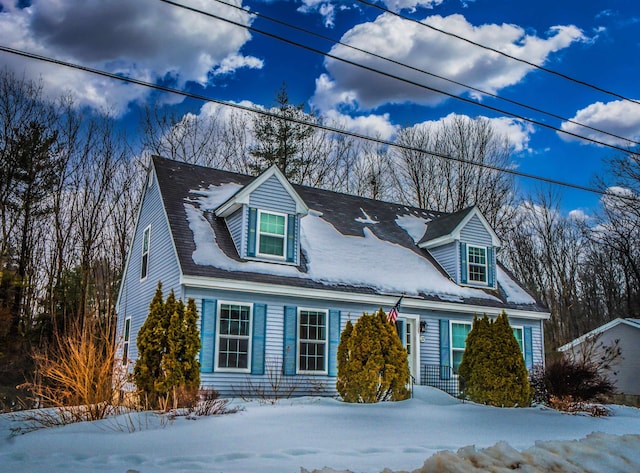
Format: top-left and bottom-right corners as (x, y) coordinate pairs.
(568, 208), (589, 222)
(0, 0), (259, 115)
(311, 13), (585, 112)
(409, 113), (534, 154)
(323, 109), (399, 140)
(213, 54), (264, 76)
(559, 100), (640, 147)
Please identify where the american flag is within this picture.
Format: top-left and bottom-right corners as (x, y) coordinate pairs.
(387, 296), (403, 323)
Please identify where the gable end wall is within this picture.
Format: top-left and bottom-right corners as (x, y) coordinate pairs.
(249, 174), (297, 213)
(116, 175), (182, 366)
(460, 214), (493, 246)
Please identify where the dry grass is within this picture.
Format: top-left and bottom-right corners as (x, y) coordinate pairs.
(19, 321), (127, 425)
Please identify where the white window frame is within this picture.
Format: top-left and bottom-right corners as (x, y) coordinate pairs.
(467, 244), (488, 285)
(256, 209), (287, 259)
(297, 307), (328, 375)
(122, 317), (131, 366)
(450, 320), (472, 375)
(512, 325), (525, 356)
(214, 301), (253, 373)
(140, 225), (151, 281)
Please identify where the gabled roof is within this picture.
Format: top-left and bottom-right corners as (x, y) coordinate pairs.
(418, 206), (501, 249)
(215, 165), (309, 218)
(559, 318), (640, 352)
(151, 156), (546, 315)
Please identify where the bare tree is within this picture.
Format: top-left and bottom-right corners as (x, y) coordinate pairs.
(588, 153), (640, 318)
(390, 116), (517, 234)
(501, 189), (584, 349)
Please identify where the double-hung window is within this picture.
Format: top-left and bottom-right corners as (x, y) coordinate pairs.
(257, 210), (286, 258)
(216, 302), (252, 372)
(467, 245), (487, 284)
(298, 309), (328, 374)
(122, 318), (131, 365)
(451, 322), (472, 374)
(141, 226), (151, 280)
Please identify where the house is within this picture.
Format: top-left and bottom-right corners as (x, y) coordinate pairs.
(559, 318), (640, 404)
(116, 156), (549, 397)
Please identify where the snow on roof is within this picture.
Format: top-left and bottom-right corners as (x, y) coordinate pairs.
(496, 266), (536, 305)
(395, 214), (430, 244)
(355, 208), (378, 224)
(186, 183), (504, 302)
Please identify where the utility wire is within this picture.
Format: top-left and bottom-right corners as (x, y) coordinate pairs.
(2, 43), (636, 203)
(206, 0), (640, 148)
(355, 0), (640, 107)
(158, 0), (639, 157)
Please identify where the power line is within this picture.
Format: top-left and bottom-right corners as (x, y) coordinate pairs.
(355, 0), (640, 108)
(158, 0), (639, 157)
(206, 0), (640, 148)
(0, 44), (631, 202)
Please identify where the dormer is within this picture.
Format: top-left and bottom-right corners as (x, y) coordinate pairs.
(215, 166), (309, 265)
(418, 207), (501, 289)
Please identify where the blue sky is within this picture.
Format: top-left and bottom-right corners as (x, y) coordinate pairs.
(1, 0), (639, 214)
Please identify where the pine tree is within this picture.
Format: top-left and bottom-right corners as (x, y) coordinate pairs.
(336, 309), (410, 403)
(249, 84), (316, 182)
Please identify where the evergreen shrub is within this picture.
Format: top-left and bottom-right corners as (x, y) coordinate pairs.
(336, 309), (410, 403)
(134, 282), (201, 410)
(459, 312), (531, 407)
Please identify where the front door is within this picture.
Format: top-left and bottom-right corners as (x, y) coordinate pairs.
(397, 317), (420, 384)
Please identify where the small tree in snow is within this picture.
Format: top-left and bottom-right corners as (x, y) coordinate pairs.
(336, 309), (410, 403)
(134, 283), (200, 410)
(459, 312), (531, 407)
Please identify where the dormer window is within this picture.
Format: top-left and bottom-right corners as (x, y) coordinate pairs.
(258, 210), (286, 258)
(467, 245), (487, 284)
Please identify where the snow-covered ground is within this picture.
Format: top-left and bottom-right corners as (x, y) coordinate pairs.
(1, 387), (639, 473)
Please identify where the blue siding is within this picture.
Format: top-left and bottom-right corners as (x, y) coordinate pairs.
(226, 207), (244, 257)
(116, 168), (182, 368)
(429, 242), (458, 281)
(460, 214), (493, 246)
(182, 286), (546, 397)
(249, 175), (296, 213)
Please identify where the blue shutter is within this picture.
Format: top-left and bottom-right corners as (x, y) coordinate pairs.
(328, 310), (341, 376)
(251, 304), (267, 375)
(460, 242), (468, 284)
(395, 319), (406, 348)
(286, 214), (296, 263)
(487, 246), (495, 287)
(524, 326), (533, 370)
(283, 306), (297, 375)
(200, 299), (217, 373)
(439, 319), (450, 379)
(247, 207), (257, 257)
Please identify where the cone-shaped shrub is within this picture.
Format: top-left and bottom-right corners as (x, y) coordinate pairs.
(134, 283), (201, 409)
(336, 309), (410, 403)
(134, 282), (169, 408)
(460, 312), (531, 407)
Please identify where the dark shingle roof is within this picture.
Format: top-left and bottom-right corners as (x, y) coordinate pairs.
(152, 156), (545, 312)
(418, 206), (475, 245)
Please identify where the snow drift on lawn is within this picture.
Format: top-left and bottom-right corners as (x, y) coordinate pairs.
(1, 386), (639, 473)
(186, 184), (535, 304)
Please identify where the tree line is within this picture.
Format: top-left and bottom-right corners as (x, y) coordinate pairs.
(0, 72), (638, 409)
